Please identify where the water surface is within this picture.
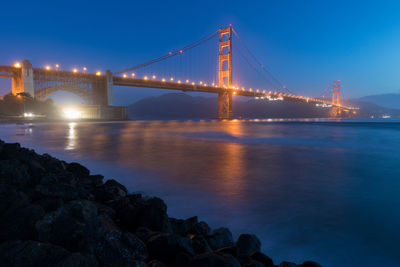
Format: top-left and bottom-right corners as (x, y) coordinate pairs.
(1, 119), (399, 267)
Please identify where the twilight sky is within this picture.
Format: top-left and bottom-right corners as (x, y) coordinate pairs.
(1, 0), (400, 105)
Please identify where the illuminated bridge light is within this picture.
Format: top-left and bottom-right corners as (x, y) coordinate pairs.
(178, 80), (181, 84)
(212, 82), (215, 86)
(233, 91), (237, 95)
(170, 77), (174, 81)
(123, 74), (127, 78)
(191, 82), (195, 85)
(73, 68), (78, 73)
(186, 79), (190, 83)
(204, 83), (207, 86)
(162, 78), (166, 82)
(131, 73), (135, 77)
(199, 81), (203, 85)
(95, 71), (102, 76)
(83, 67), (87, 72)
(55, 64), (60, 69)
(249, 88), (253, 92)
(144, 76), (148, 80)
(152, 75), (156, 79)
(45, 65), (51, 71)
(13, 62), (21, 68)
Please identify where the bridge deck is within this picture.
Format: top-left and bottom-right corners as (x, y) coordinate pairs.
(113, 77), (356, 110)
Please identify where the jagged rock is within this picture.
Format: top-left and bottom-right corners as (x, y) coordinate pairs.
(135, 227), (160, 243)
(236, 234), (262, 258)
(81, 174), (104, 188)
(55, 253), (98, 267)
(174, 252), (192, 267)
(191, 234), (212, 254)
(206, 227), (234, 250)
(279, 262), (298, 267)
(170, 216), (198, 236)
(93, 179), (128, 203)
(118, 197), (172, 233)
(244, 260), (265, 267)
(190, 252), (241, 267)
(0, 240), (97, 267)
(146, 233), (194, 263)
(300, 261), (322, 267)
(66, 162), (90, 178)
(35, 183), (79, 201)
(95, 229), (147, 266)
(0, 184), (44, 241)
(0, 159), (31, 186)
(250, 251), (274, 267)
(147, 260), (168, 267)
(188, 221), (211, 236)
(36, 200), (100, 253)
(216, 245), (237, 257)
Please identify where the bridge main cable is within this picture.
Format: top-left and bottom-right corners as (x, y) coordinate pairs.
(113, 30), (220, 76)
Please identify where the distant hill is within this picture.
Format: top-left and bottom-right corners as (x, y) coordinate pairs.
(129, 93), (400, 119)
(129, 93), (332, 119)
(355, 93), (400, 109)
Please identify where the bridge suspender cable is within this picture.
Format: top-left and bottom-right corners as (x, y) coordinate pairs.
(113, 30), (219, 75)
(232, 28), (292, 94)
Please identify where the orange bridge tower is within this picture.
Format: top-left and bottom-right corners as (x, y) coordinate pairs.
(218, 25), (233, 119)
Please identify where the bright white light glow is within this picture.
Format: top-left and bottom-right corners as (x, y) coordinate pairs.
(63, 108), (81, 119)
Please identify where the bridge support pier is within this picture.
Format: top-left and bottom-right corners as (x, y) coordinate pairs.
(106, 70), (114, 105)
(218, 91), (232, 119)
(11, 60), (34, 97)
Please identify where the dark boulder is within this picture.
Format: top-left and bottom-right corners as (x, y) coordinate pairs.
(35, 183), (78, 201)
(206, 227), (234, 250)
(170, 216), (198, 236)
(55, 253), (98, 267)
(191, 234), (212, 254)
(80, 174), (104, 188)
(244, 260), (265, 267)
(0, 240), (97, 267)
(0, 159), (31, 186)
(190, 252), (241, 267)
(300, 261), (322, 267)
(66, 162), (90, 178)
(135, 227), (160, 243)
(188, 221), (211, 236)
(118, 197), (172, 233)
(236, 234), (262, 258)
(279, 262), (298, 267)
(147, 260), (168, 267)
(216, 245), (237, 257)
(93, 179), (128, 203)
(250, 251), (274, 267)
(95, 229), (147, 267)
(0, 203), (44, 241)
(36, 200), (100, 253)
(146, 233), (194, 263)
(0, 184), (44, 241)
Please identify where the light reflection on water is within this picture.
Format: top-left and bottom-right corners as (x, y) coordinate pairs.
(1, 119), (400, 267)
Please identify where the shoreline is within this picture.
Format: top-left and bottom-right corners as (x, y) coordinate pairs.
(0, 139), (321, 267)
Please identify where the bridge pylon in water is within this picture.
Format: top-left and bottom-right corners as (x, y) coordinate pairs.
(218, 25), (233, 119)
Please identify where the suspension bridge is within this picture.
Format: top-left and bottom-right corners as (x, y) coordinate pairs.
(0, 25), (356, 119)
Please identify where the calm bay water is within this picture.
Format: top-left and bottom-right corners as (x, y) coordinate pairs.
(1, 119), (399, 266)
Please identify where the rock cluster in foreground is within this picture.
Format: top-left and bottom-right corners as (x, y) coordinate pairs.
(0, 139), (321, 267)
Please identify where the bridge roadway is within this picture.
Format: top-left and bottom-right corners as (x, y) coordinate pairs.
(113, 76), (355, 111)
(0, 64), (355, 111)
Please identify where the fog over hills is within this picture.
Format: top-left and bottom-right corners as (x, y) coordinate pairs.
(354, 93), (400, 109)
(128, 93), (400, 119)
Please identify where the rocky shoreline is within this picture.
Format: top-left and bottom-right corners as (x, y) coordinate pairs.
(0, 139), (321, 267)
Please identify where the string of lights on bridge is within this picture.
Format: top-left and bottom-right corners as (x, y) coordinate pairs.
(12, 60), (337, 107)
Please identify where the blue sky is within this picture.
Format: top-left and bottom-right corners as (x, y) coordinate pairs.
(1, 0), (400, 105)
